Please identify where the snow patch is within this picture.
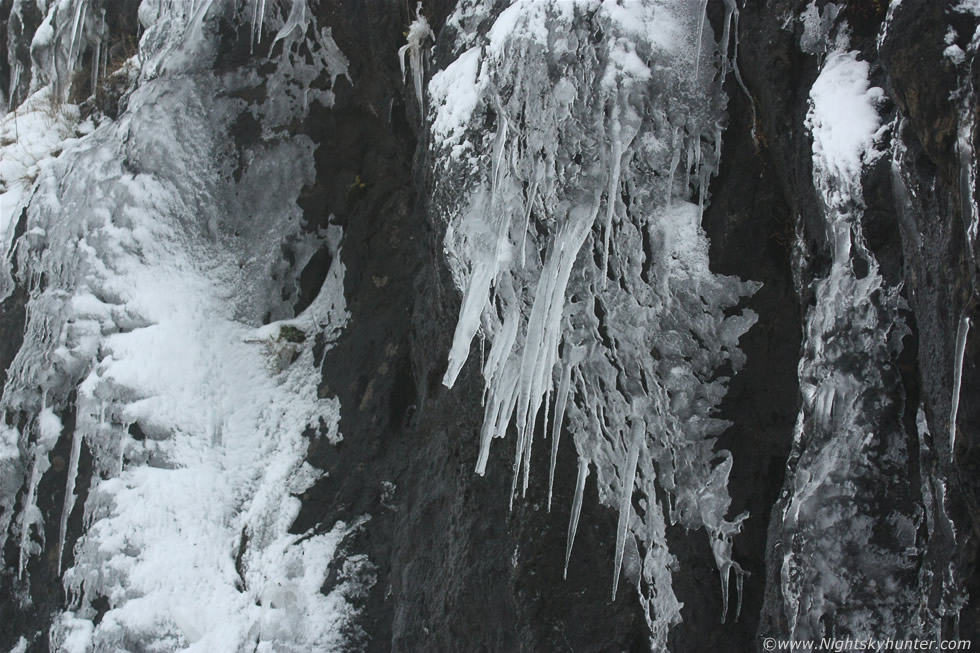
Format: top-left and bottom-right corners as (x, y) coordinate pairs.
(807, 50), (885, 199)
(428, 46), (483, 151)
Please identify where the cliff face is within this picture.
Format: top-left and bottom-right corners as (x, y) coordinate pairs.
(0, 1), (977, 651)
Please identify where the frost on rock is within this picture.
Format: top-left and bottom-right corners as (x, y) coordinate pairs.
(0, 3), (364, 651)
(776, 44), (923, 640)
(432, 0), (760, 643)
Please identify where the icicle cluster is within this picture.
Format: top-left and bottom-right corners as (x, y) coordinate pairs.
(26, 0), (109, 101)
(431, 0), (759, 643)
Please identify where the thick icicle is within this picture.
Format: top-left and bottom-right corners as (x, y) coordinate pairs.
(611, 417), (644, 600)
(269, 0), (308, 57)
(564, 455), (590, 579)
(950, 313), (971, 461)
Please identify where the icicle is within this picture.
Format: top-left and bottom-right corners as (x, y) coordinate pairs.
(89, 9), (106, 97)
(950, 313), (970, 461)
(57, 426), (83, 575)
(698, 162), (709, 221)
(509, 427), (525, 510)
(520, 178), (538, 267)
(478, 362), (520, 474)
(444, 256), (496, 389)
(511, 194), (601, 490)
(18, 453), (43, 579)
(491, 101), (510, 199)
(548, 359), (574, 512)
(612, 417), (644, 600)
(727, 2), (758, 144)
(397, 2), (435, 118)
(600, 105), (623, 287)
(269, 0), (308, 58)
(564, 455), (590, 579)
(102, 17), (109, 81)
(693, 0), (710, 80)
(67, 0), (91, 83)
(666, 127), (681, 207)
(8, 60), (22, 108)
(521, 385), (550, 498)
(735, 568), (745, 621)
(251, 0), (268, 52)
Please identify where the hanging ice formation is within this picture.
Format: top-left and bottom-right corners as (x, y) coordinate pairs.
(24, 0), (110, 102)
(399, 2), (435, 117)
(430, 0), (760, 643)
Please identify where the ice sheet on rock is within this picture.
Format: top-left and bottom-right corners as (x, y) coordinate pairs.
(432, 0), (760, 643)
(428, 46), (483, 155)
(0, 85), (81, 301)
(1, 5), (363, 650)
(775, 39), (921, 640)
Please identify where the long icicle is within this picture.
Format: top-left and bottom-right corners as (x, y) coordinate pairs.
(548, 360), (574, 512)
(57, 425), (83, 575)
(520, 179), (538, 267)
(564, 454), (590, 579)
(600, 105), (623, 288)
(950, 313), (971, 461)
(612, 417), (644, 600)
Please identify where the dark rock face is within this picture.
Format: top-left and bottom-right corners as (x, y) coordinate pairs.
(0, 1), (978, 651)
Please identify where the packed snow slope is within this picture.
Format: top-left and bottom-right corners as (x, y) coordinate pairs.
(0, 0), (978, 651)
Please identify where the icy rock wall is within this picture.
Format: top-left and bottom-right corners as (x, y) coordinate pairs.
(431, 0), (760, 643)
(0, 1), (366, 651)
(777, 42), (920, 639)
(748, 0), (980, 643)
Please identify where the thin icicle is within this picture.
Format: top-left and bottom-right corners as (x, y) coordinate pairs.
(735, 569), (745, 621)
(694, 0), (710, 80)
(251, 0), (268, 52)
(600, 106), (623, 287)
(57, 426), (83, 575)
(666, 127), (681, 207)
(950, 313), (970, 461)
(612, 417), (644, 600)
(520, 178), (538, 267)
(18, 453), (43, 579)
(491, 101), (510, 199)
(397, 2), (435, 117)
(548, 359), (574, 512)
(521, 385), (550, 498)
(727, 2), (758, 144)
(564, 455), (590, 579)
(90, 9), (106, 97)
